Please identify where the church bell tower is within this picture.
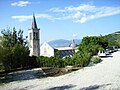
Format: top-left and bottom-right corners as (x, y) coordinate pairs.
(28, 14), (40, 56)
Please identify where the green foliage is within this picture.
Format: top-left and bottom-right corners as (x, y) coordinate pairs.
(54, 50), (61, 59)
(36, 53), (91, 68)
(79, 36), (108, 55)
(72, 51), (91, 67)
(0, 27), (29, 71)
(91, 56), (102, 64)
(63, 56), (73, 66)
(36, 56), (65, 68)
(70, 35), (108, 67)
(105, 33), (120, 47)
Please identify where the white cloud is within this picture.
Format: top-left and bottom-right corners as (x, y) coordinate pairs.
(49, 4), (96, 13)
(12, 15), (32, 22)
(11, 4), (120, 23)
(49, 8), (66, 12)
(11, 14), (52, 22)
(11, 1), (31, 7)
(49, 4), (120, 23)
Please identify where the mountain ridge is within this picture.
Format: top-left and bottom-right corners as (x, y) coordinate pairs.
(48, 39), (82, 47)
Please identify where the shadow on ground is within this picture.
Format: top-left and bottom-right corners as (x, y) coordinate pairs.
(0, 68), (45, 84)
(47, 84), (76, 90)
(80, 83), (111, 90)
(100, 55), (113, 58)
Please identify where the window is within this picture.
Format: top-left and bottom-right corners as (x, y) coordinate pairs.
(33, 32), (35, 39)
(44, 48), (47, 55)
(33, 32), (39, 40)
(29, 33), (32, 40)
(36, 33), (38, 39)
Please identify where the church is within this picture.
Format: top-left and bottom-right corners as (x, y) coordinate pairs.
(28, 14), (78, 58)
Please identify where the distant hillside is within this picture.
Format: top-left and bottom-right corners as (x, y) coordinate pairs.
(105, 31), (120, 47)
(48, 39), (81, 47)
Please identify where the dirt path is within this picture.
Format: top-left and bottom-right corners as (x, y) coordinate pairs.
(0, 50), (120, 90)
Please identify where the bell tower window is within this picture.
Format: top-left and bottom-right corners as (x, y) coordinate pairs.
(33, 32), (38, 40)
(33, 32), (36, 39)
(36, 33), (38, 39)
(29, 33), (32, 40)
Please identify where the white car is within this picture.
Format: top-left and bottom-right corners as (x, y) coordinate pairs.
(98, 50), (106, 57)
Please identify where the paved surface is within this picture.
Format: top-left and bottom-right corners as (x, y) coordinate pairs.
(0, 50), (120, 90)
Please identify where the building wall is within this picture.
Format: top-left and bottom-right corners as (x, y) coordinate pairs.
(40, 42), (79, 58)
(28, 29), (40, 56)
(40, 42), (54, 57)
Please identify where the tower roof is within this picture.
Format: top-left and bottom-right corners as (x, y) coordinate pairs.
(32, 13), (38, 29)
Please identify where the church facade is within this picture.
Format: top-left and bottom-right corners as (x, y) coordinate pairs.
(28, 14), (78, 57)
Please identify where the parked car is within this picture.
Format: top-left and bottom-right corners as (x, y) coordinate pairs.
(108, 46), (118, 53)
(105, 49), (110, 55)
(113, 46), (118, 52)
(108, 47), (115, 53)
(98, 50), (106, 57)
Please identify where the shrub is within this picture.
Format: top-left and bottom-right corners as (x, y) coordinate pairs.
(36, 56), (65, 68)
(91, 56), (102, 64)
(72, 50), (91, 67)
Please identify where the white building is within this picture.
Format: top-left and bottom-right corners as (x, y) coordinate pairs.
(40, 42), (55, 57)
(40, 40), (78, 58)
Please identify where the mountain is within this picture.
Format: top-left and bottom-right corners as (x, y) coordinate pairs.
(48, 31), (120, 47)
(48, 39), (82, 47)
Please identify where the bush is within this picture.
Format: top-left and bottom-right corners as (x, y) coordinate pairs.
(91, 56), (102, 64)
(36, 56), (65, 68)
(72, 51), (91, 67)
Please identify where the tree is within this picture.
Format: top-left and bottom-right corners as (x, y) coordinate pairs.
(79, 36), (108, 56)
(0, 27), (29, 71)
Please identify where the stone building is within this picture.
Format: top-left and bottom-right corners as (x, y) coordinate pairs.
(28, 14), (40, 56)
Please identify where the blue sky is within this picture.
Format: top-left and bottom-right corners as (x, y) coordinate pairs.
(0, 0), (120, 43)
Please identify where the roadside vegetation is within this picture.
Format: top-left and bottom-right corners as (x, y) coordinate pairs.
(91, 56), (102, 64)
(0, 27), (120, 85)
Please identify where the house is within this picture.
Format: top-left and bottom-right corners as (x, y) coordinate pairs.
(40, 42), (55, 57)
(40, 40), (79, 58)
